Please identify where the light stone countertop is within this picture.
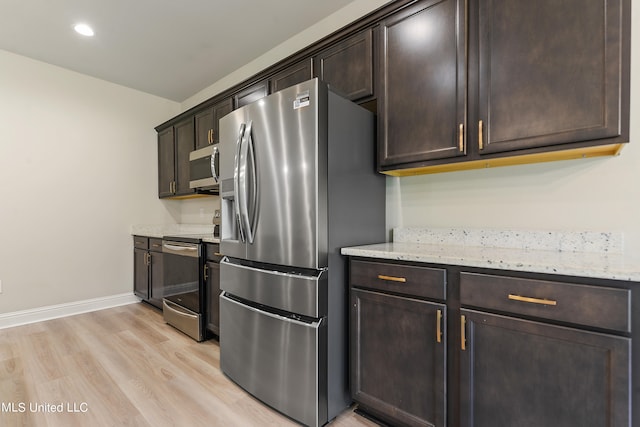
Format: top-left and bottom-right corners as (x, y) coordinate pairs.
(131, 224), (219, 243)
(341, 228), (640, 282)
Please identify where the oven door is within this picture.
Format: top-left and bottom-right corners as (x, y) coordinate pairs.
(162, 240), (203, 341)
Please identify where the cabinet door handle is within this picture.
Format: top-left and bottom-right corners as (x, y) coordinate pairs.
(204, 264), (209, 281)
(458, 123), (464, 152)
(461, 315), (466, 351)
(436, 309), (443, 343)
(377, 274), (407, 283)
(478, 120), (484, 150)
(145, 252), (151, 266)
(508, 294), (557, 306)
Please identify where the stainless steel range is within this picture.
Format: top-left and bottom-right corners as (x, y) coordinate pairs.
(219, 79), (385, 426)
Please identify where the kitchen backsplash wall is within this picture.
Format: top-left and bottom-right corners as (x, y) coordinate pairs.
(177, 197), (220, 225)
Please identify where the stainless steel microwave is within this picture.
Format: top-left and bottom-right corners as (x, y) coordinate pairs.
(189, 144), (219, 191)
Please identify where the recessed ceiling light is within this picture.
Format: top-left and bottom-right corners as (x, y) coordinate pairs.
(74, 23), (94, 37)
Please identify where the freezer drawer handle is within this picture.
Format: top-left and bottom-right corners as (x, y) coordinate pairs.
(221, 294), (322, 328)
(508, 294), (557, 306)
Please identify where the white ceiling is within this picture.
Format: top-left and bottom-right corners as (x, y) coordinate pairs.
(0, 0), (358, 102)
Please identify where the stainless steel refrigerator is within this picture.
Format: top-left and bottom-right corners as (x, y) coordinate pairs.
(218, 78), (385, 427)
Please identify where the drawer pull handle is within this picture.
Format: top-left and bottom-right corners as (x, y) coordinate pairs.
(436, 309), (443, 343)
(214, 252), (223, 256)
(377, 274), (406, 283)
(508, 294), (557, 306)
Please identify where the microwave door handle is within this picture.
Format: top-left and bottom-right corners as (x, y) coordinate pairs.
(234, 123), (246, 242)
(238, 121), (253, 244)
(211, 145), (219, 183)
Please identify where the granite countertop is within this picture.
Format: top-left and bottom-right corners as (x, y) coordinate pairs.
(131, 224), (220, 243)
(341, 228), (640, 282)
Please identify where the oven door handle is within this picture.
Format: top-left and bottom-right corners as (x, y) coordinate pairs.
(162, 243), (199, 258)
(163, 299), (198, 319)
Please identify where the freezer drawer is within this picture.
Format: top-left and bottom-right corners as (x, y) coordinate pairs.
(220, 293), (327, 427)
(220, 258), (327, 318)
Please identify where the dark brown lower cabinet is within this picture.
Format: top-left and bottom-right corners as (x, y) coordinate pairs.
(460, 309), (630, 427)
(351, 288), (446, 427)
(205, 243), (222, 337)
(133, 236), (163, 310)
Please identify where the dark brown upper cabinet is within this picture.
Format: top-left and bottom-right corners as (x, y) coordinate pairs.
(314, 28), (375, 102)
(157, 127), (175, 198)
(158, 118), (196, 198)
(270, 58), (313, 93)
(379, 0), (630, 175)
(474, 0), (629, 155)
(378, 0), (467, 169)
(234, 80), (270, 109)
(195, 97), (233, 149)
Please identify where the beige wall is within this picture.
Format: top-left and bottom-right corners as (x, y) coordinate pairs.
(0, 50), (181, 313)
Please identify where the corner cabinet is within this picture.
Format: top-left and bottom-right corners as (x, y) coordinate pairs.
(378, 0), (630, 175)
(348, 257), (636, 427)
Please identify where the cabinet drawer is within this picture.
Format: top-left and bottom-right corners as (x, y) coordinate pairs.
(460, 272), (630, 333)
(206, 243), (223, 262)
(350, 260), (446, 300)
(133, 236), (148, 249)
(149, 238), (163, 252)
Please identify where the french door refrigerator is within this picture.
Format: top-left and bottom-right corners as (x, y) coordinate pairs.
(219, 78), (385, 427)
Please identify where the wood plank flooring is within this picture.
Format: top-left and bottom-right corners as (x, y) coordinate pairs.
(0, 303), (378, 427)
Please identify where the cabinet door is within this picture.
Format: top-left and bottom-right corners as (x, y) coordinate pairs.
(205, 260), (221, 336)
(195, 108), (214, 150)
(174, 118), (195, 196)
(133, 249), (149, 300)
(212, 98), (233, 145)
(196, 98), (234, 149)
(378, 0), (466, 168)
(475, 0), (628, 154)
(157, 127), (175, 198)
(270, 58), (313, 93)
(351, 288), (446, 427)
(460, 309), (630, 427)
(314, 28), (374, 102)
(148, 251), (164, 309)
(234, 80), (269, 109)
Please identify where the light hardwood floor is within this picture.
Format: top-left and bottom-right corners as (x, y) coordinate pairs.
(0, 302), (378, 427)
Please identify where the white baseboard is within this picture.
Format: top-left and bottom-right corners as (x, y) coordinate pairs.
(0, 293), (141, 330)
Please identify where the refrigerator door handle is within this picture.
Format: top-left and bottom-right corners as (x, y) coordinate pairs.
(234, 123), (246, 242)
(238, 120), (255, 244)
(247, 121), (258, 244)
(210, 144), (219, 183)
